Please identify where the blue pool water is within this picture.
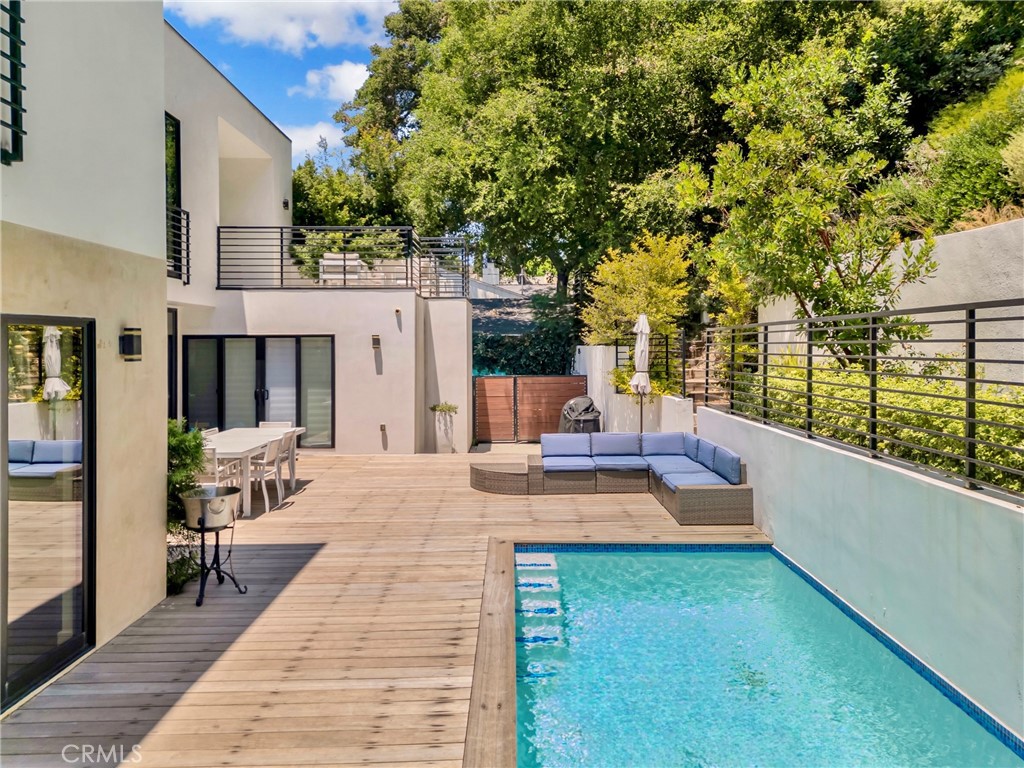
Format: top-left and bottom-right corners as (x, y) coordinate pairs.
(515, 550), (1024, 768)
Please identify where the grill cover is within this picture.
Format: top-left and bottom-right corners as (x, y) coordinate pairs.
(559, 396), (602, 433)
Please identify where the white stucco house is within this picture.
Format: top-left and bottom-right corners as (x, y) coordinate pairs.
(1, 3), (471, 710)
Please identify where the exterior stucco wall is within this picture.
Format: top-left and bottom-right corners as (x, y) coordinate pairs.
(0, 1), (165, 259)
(418, 298), (473, 453)
(2, 223), (168, 647)
(164, 23), (292, 311)
(698, 407), (1024, 738)
(179, 291), (420, 454)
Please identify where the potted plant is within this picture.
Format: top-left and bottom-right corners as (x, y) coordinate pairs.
(430, 402), (459, 454)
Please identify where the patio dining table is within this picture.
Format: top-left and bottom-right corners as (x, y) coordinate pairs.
(204, 426), (306, 517)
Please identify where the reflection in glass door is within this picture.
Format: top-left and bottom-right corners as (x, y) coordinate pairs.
(2, 318), (94, 711)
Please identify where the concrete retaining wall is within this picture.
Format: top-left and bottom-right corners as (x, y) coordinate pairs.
(698, 407), (1024, 738)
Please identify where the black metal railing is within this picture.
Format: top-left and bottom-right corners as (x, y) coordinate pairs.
(614, 333), (683, 394)
(216, 226), (469, 297)
(166, 206), (191, 284)
(1, 0), (26, 166)
(693, 298), (1024, 498)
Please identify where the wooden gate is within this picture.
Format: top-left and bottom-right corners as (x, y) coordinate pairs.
(474, 375), (587, 443)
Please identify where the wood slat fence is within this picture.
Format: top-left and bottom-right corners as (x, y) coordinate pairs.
(473, 375), (587, 442)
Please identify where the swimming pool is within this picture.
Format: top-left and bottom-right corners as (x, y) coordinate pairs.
(515, 545), (1024, 768)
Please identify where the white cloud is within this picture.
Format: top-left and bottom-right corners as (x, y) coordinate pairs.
(280, 121), (349, 166)
(288, 61), (368, 102)
(165, 1), (398, 55)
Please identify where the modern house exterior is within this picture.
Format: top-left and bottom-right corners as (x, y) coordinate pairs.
(164, 25), (472, 455)
(2, 3), (471, 710)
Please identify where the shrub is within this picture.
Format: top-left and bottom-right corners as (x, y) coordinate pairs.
(167, 419), (205, 523)
(1001, 127), (1024, 191)
(731, 359), (1024, 492)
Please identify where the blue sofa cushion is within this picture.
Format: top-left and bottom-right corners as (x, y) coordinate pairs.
(7, 462), (29, 472)
(9, 440), (34, 464)
(684, 433), (700, 460)
(591, 432), (641, 457)
(9, 462), (81, 479)
(697, 439), (717, 471)
(32, 440), (82, 464)
(641, 432), (686, 456)
(713, 446), (743, 485)
(542, 456), (597, 472)
(541, 433), (591, 458)
(593, 455), (650, 471)
(645, 455), (706, 478)
(663, 471), (730, 491)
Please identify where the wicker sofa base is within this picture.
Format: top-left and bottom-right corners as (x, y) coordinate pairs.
(8, 471), (82, 503)
(658, 483), (754, 525)
(541, 471), (596, 494)
(469, 463), (530, 495)
(595, 470), (649, 493)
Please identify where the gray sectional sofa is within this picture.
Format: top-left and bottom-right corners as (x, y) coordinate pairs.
(523, 431), (753, 525)
(7, 440), (83, 501)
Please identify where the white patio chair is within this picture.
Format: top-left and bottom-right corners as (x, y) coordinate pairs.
(197, 447), (240, 488)
(260, 422), (298, 490)
(251, 437), (284, 511)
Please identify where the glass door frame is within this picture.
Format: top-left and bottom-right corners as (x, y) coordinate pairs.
(0, 314), (97, 711)
(182, 334), (335, 448)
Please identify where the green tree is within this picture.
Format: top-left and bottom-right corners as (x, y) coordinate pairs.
(684, 40), (937, 357)
(582, 232), (693, 344)
(398, 0), (859, 293)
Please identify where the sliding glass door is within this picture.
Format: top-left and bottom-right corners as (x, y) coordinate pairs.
(2, 317), (95, 711)
(183, 335), (333, 448)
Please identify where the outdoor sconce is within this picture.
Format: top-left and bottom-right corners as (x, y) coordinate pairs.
(371, 334), (381, 350)
(282, 198), (290, 210)
(119, 327), (142, 361)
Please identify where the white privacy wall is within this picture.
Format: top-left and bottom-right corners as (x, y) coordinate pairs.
(574, 345), (694, 433)
(698, 408), (1024, 738)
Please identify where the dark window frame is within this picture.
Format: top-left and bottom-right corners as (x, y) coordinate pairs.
(182, 334), (335, 449)
(0, 314), (97, 711)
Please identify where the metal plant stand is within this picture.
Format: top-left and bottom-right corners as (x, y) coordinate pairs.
(191, 517), (247, 607)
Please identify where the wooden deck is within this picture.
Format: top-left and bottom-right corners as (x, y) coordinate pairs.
(0, 453), (769, 767)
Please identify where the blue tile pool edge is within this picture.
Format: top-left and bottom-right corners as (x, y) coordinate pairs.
(769, 546), (1024, 761)
(512, 541), (1024, 760)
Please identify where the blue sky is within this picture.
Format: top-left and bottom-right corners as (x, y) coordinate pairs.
(163, 1), (398, 166)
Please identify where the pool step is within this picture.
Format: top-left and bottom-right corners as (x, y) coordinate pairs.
(514, 552), (570, 684)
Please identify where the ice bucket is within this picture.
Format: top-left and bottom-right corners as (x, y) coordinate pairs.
(181, 486), (241, 530)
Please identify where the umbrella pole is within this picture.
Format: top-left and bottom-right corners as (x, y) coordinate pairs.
(639, 396), (644, 433)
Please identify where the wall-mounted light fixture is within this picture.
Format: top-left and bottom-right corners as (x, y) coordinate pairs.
(282, 198), (290, 210)
(371, 334), (381, 350)
(119, 327), (142, 361)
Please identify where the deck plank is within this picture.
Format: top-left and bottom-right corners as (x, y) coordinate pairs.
(1, 453), (769, 766)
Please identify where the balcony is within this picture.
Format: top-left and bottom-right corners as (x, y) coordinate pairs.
(217, 226), (469, 298)
(166, 206), (191, 283)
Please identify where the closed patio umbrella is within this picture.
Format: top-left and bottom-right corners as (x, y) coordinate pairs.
(42, 326), (71, 402)
(629, 314), (652, 432)
(42, 327), (71, 439)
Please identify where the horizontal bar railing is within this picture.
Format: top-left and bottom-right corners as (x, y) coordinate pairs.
(166, 206), (190, 285)
(217, 226), (468, 297)
(1, 0), (26, 166)
(613, 333), (683, 394)
(691, 299), (1024, 499)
